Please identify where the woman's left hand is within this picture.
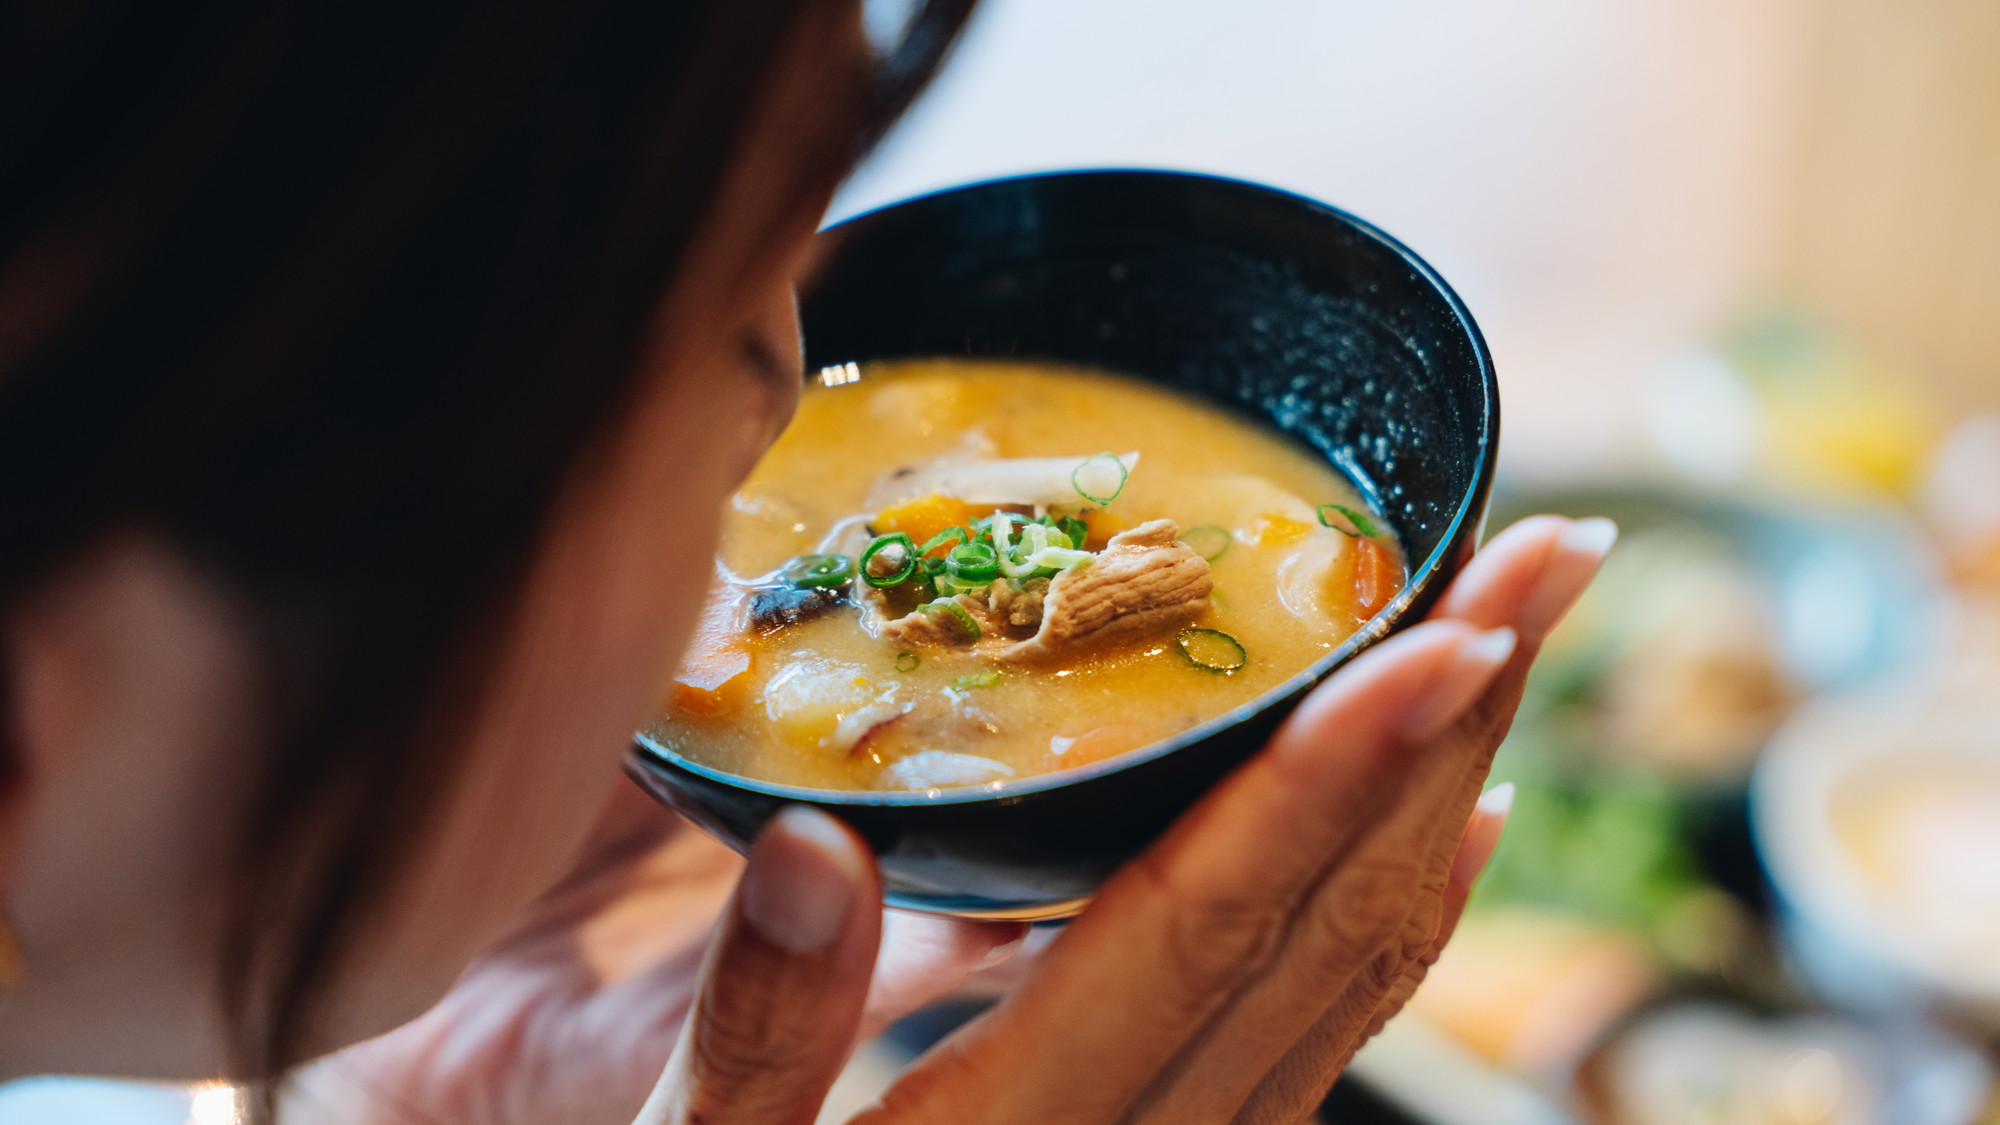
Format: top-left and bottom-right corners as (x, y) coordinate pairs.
(282, 780), (1025, 1125)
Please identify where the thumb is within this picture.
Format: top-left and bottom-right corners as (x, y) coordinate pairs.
(637, 806), (883, 1125)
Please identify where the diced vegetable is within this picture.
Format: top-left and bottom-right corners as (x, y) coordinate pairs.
(1249, 513), (1313, 547)
(883, 453), (1140, 508)
(670, 588), (754, 716)
(1353, 538), (1399, 619)
(1079, 507), (1128, 549)
(764, 660), (904, 754)
(1050, 725), (1140, 767)
(1176, 627), (1248, 673)
(860, 533), (918, 588)
(917, 525), (970, 559)
(777, 553), (856, 588)
(1318, 503), (1380, 538)
(872, 494), (988, 547)
(1177, 524), (1231, 561)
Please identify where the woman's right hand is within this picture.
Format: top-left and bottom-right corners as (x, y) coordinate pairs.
(641, 515), (1612, 1125)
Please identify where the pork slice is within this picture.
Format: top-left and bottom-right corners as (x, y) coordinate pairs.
(879, 591), (989, 647)
(997, 520), (1211, 663)
(986, 576), (1049, 630)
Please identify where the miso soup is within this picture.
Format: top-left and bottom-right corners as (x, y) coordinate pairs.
(648, 360), (1405, 791)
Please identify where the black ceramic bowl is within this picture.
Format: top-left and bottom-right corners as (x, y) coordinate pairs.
(627, 170), (1498, 920)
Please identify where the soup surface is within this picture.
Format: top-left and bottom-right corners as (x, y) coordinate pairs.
(647, 360), (1405, 791)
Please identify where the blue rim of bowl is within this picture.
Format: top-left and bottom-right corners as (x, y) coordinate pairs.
(632, 168), (1499, 808)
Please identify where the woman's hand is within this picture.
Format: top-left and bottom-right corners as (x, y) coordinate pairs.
(633, 515), (1610, 1125)
(292, 515), (1609, 1125)
(283, 782), (1025, 1125)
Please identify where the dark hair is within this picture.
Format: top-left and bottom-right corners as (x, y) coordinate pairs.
(0, 0), (971, 1108)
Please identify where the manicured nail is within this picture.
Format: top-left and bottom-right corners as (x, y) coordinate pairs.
(979, 932), (1030, 970)
(739, 806), (867, 954)
(1450, 782), (1515, 890)
(1515, 517), (1617, 639)
(1399, 627), (1517, 743)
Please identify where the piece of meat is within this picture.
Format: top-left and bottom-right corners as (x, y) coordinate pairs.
(997, 520), (1211, 663)
(879, 592), (987, 647)
(986, 577), (1049, 630)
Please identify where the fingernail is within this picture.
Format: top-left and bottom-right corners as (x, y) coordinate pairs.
(1450, 782), (1515, 890)
(979, 932), (1030, 970)
(1476, 780), (1517, 818)
(1398, 627), (1516, 742)
(739, 806), (867, 954)
(1515, 517), (1617, 639)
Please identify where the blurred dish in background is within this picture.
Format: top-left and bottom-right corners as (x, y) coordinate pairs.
(1648, 309), (1942, 501)
(1402, 485), (1950, 1085)
(1572, 998), (1992, 1125)
(1753, 611), (2000, 1035)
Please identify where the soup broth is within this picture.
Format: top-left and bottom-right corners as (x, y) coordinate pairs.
(649, 360), (1405, 791)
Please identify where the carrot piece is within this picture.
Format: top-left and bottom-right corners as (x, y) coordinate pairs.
(1353, 538), (1401, 620)
(873, 494), (988, 548)
(1051, 725), (1141, 767)
(1248, 512), (1313, 547)
(1080, 507), (1129, 549)
(670, 587), (753, 716)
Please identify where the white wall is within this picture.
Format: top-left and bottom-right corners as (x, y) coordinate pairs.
(838, 0), (1814, 480)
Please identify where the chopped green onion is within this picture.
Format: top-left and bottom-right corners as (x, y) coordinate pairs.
(951, 670), (1003, 690)
(919, 526), (970, 558)
(1176, 627), (1247, 673)
(777, 553), (855, 589)
(1000, 519), (1048, 579)
(1072, 452), (1129, 506)
(920, 597), (981, 642)
(1026, 545), (1093, 570)
(945, 540), (1000, 584)
(934, 573), (988, 597)
(860, 533), (918, 588)
(1058, 516), (1089, 550)
(1178, 524), (1231, 561)
(989, 511), (1017, 560)
(894, 651), (920, 673)
(1317, 504), (1379, 538)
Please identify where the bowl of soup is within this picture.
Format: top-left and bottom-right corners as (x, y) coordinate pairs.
(627, 170), (1498, 920)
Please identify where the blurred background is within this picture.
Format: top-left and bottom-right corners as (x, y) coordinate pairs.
(8, 0), (1997, 1120)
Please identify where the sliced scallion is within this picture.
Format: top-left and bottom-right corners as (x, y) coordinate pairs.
(1176, 627), (1247, 673)
(894, 651), (920, 673)
(945, 540), (1000, 584)
(1071, 452), (1129, 506)
(1058, 516), (1089, 550)
(952, 670), (1003, 690)
(1000, 520), (1052, 579)
(1317, 504), (1379, 539)
(920, 597), (981, 642)
(777, 553), (855, 589)
(1178, 524), (1231, 561)
(918, 525), (970, 558)
(1026, 545), (1093, 571)
(860, 533), (918, 588)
